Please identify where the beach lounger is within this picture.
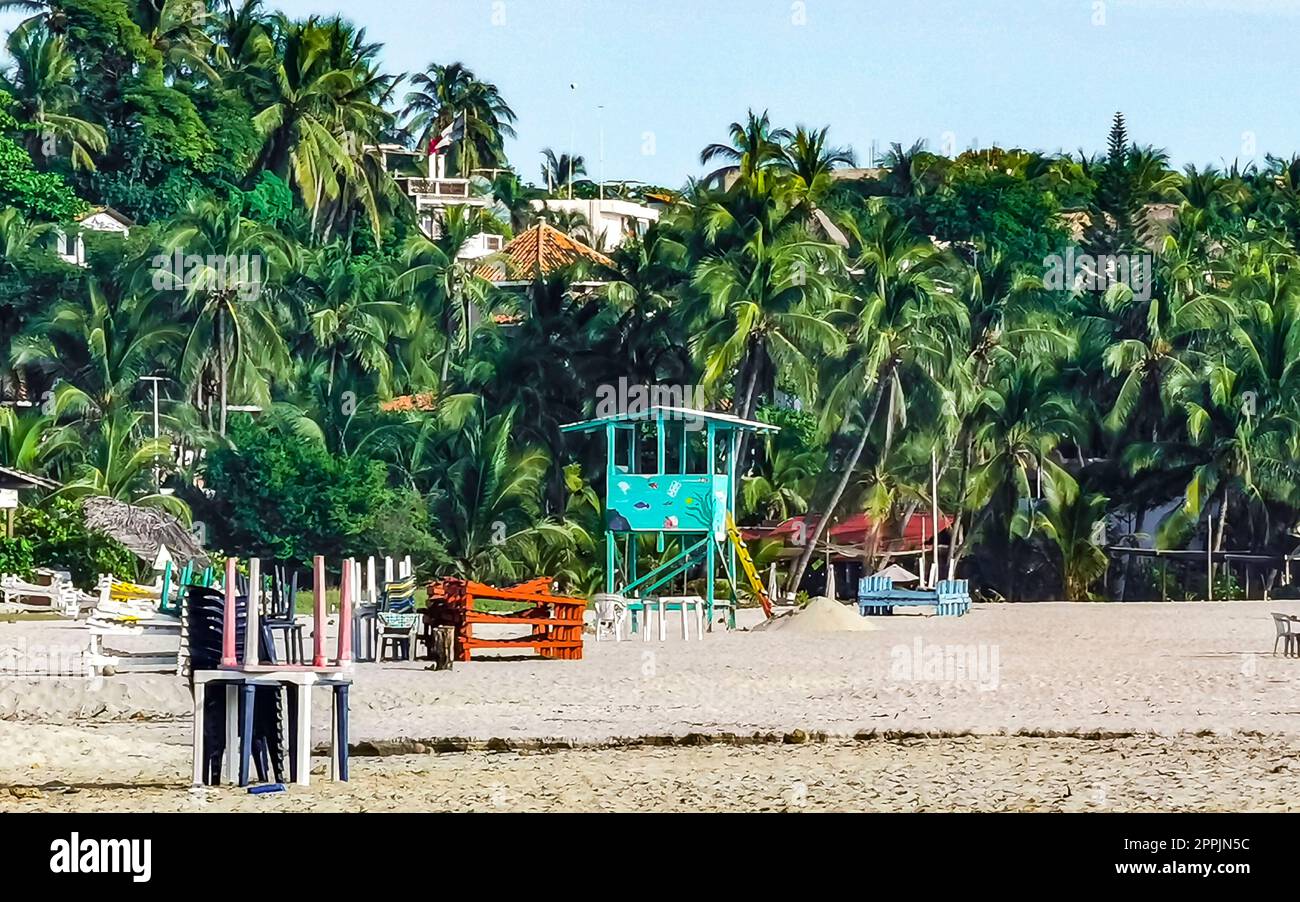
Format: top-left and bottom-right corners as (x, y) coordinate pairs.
(1, 569), (95, 617)
(84, 570), (193, 674)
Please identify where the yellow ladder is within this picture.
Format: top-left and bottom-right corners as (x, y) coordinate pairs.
(725, 512), (773, 618)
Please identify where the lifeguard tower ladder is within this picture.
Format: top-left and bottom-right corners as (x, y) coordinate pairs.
(560, 405), (777, 629)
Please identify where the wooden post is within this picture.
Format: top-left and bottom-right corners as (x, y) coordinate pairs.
(337, 558), (353, 665)
(384, 556), (394, 585)
(312, 555), (327, 667)
(931, 447), (941, 585)
(428, 626), (454, 671)
(243, 558), (260, 668)
(367, 556), (377, 604)
(1206, 515), (1214, 601)
(220, 557), (238, 668)
(920, 518), (928, 589)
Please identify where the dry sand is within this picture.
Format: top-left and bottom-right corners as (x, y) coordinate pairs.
(4, 735), (1298, 812)
(1, 600), (1298, 810)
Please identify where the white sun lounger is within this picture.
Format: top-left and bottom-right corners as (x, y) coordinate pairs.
(1, 570), (96, 617)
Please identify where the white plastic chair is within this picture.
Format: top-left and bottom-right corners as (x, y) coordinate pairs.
(593, 594), (628, 641)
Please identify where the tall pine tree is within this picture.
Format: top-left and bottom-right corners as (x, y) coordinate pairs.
(1084, 112), (1142, 254)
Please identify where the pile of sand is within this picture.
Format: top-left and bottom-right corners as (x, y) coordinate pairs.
(751, 597), (878, 633)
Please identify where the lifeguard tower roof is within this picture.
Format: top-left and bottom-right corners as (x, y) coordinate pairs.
(559, 405), (778, 434)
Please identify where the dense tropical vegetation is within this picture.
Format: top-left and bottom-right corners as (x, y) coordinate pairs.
(2, 1), (1299, 602)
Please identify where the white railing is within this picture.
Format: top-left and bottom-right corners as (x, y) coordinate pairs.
(400, 177), (478, 202)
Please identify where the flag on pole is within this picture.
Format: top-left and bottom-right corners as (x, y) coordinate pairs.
(427, 112), (465, 157)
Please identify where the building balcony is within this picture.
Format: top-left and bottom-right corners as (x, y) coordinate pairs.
(398, 177), (489, 208)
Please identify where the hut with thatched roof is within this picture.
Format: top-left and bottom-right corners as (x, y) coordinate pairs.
(79, 496), (209, 569)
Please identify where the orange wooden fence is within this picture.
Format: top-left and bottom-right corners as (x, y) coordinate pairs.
(424, 577), (585, 662)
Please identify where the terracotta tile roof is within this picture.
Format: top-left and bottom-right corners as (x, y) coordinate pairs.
(379, 392), (438, 412)
(474, 222), (615, 282)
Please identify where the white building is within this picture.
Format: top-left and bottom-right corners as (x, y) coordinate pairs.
(373, 143), (496, 259)
(530, 198), (659, 252)
(56, 206), (133, 267)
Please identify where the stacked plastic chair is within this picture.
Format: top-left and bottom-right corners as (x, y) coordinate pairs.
(186, 585), (286, 786)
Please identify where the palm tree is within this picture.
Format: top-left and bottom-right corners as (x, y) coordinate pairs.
(1, 22), (107, 169)
(0, 1), (64, 35)
(786, 204), (964, 595)
(427, 402), (564, 581)
(538, 208), (596, 246)
(488, 170), (541, 234)
(1099, 258), (1231, 442)
(132, 0), (218, 83)
(148, 197), (295, 435)
(401, 61), (517, 177)
(11, 278), (182, 421)
(0, 207), (61, 399)
(741, 443), (817, 521)
(686, 172), (845, 423)
(0, 403), (78, 475)
(967, 360), (1082, 567)
(1033, 472), (1108, 601)
(880, 140), (941, 199)
(251, 15), (394, 238)
(539, 148), (586, 194)
(777, 125), (855, 210)
(396, 206), (496, 383)
(297, 245), (406, 397)
(699, 109), (790, 188)
(56, 409), (187, 516)
(600, 228), (693, 386)
(211, 0), (276, 87)
(1126, 358), (1300, 557)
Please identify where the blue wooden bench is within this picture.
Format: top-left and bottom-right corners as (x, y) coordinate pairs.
(857, 577), (971, 617)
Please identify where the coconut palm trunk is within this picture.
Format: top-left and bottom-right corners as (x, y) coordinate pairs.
(732, 343), (762, 476)
(217, 312), (229, 436)
(785, 372), (889, 596)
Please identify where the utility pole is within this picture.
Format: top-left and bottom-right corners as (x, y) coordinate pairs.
(568, 83), (577, 200)
(140, 376), (166, 490)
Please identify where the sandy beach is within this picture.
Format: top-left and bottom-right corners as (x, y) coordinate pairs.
(2, 600), (1298, 811)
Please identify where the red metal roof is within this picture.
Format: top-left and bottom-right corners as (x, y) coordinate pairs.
(743, 511), (954, 549)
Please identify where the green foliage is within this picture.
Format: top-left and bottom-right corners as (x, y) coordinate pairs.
(14, 497), (138, 587)
(196, 419), (394, 567)
(915, 166), (1068, 264)
(240, 172), (296, 228)
(354, 488), (452, 579)
(0, 535), (35, 578)
(0, 92), (87, 221)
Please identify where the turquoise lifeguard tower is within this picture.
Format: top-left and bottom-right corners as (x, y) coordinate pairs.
(560, 405), (777, 629)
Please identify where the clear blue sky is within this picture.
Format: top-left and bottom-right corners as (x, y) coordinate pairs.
(14, 0), (1300, 187)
